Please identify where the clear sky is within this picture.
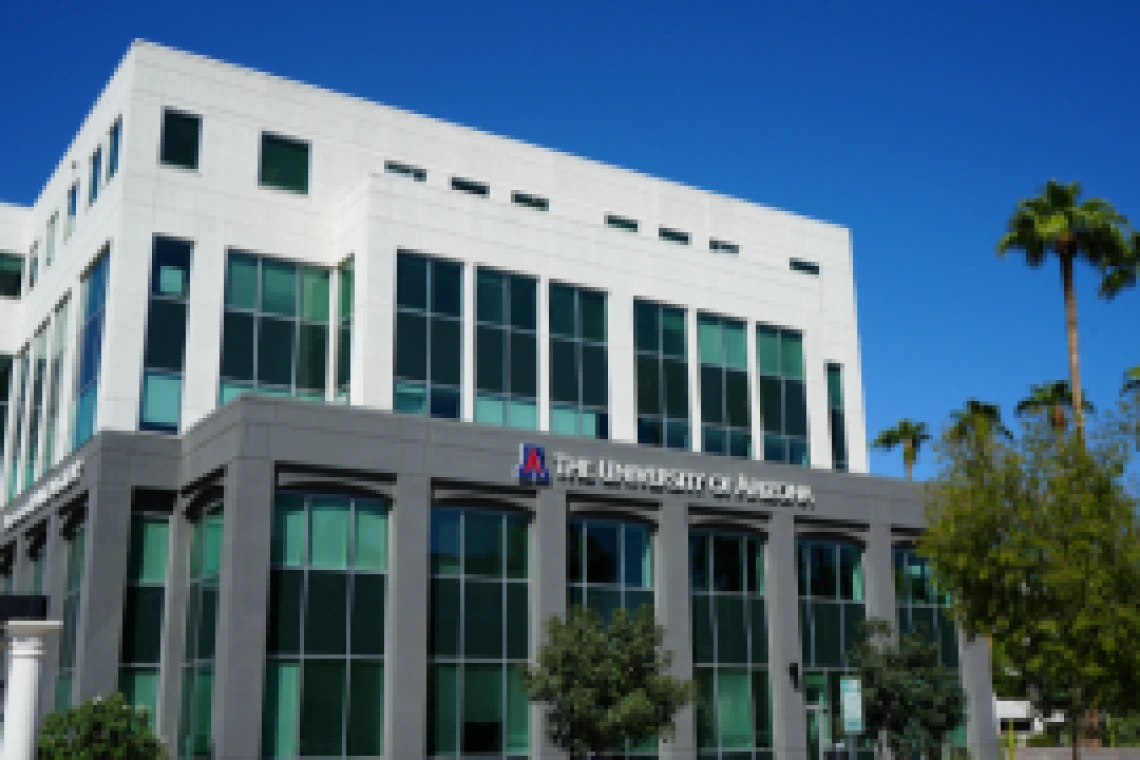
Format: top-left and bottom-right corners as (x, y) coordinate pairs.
(3, 0), (1138, 480)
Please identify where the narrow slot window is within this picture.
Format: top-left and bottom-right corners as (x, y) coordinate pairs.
(710, 239), (739, 255)
(605, 214), (639, 233)
(511, 192), (548, 211)
(659, 227), (691, 245)
(790, 259), (820, 276)
(384, 161), (426, 182)
(450, 177), (489, 197)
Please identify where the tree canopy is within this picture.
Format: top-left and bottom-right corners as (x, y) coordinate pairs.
(848, 618), (966, 759)
(872, 419), (931, 480)
(921, 408), (1140, 756)
(996, 180), (1135, 432)
(1016, 380), (1092, 432)
(524, 606), (693, 758)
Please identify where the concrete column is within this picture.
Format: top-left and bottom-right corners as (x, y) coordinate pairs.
(530, 488), (567, 760)
(212, 455), (274, 759)
(3, 621), (62, 760)
(769, 512), (806, 760)
(863, 523), (895, 627)
(386, 474), (430, 759)
(537, 275), (550, 432)
(39, 514), (63, 720)
(657, 496), (694, 759)
(75, 478), (132, 702)
(608, 288), (635, 443)
(962, 636), (999, 760)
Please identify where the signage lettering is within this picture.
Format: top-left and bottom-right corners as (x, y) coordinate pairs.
(549, 451), (814, 508)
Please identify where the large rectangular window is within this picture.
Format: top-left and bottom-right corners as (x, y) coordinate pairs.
(73, 251), (109, 451)
(692, 532), (772, 758)
(108, 118), (122, 180)
(698, 314), (750, 458)
(797, 539), (868, 760)
(893, 547), (957, 668)
(260, 133), (310, 195)
(160, 109), (201, 171)
(120, 505), (171, 722)
(220, 251), (330, 404)
(179, 504), (223, 760)
(549, 283), (608, 438)
(634, 300), (689, 450)
(475, 268), (538, 430)
(394, 252), (463, 419)
(757, 325), (808, 466)
(6, 349), (28, 502)
(24, 325), (48, 489)
(336, 258), (353, 403)
(264, 493), (388, 757)
(43, 298), (69, 470)
(88, 148), (102, 205)
(0, 253), (23, 297)
(429, 507), (529, 758)
(141, 237), (192, 433)
(55, 523), (86, 712)
(827, 364), (847, 471)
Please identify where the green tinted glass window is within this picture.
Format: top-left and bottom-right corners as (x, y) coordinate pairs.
(429, 508), (529, 757)
(700, 314), (750, 457)
(160, 110), (200, 170)
(260, 133), (310, 194)
(758, 325), (810, 466)
(636, 300), (690, 451)
(264, 494), (389, 756)
(395, 252), (463, 419)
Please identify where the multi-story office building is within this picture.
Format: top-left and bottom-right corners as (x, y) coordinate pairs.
(0, 41), (996, 759)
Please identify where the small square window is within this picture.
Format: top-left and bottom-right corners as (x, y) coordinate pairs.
(160, 109), (201, 170)
(260, 133), (310, 194)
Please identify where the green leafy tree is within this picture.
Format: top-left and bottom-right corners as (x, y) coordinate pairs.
(872, 419), (931, 481)
(997, 179), (1134, 433)
(524, 605), (693, 759)
(847, 618), (966, 760)
(947, 399), (1011, 445)
(1016, 380), (1093, 432)
(39, 692), (168, 759)
(921, 411), (1140, 760)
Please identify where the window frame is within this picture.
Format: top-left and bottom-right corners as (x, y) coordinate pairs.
(159, 107), (203, 172)
(259, 131), (312, 195)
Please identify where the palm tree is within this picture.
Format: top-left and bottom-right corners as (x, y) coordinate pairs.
(872, 420), (931, 481)
(1015, 380), (1093, 432)
(997, 180), (1134, 434)
(947, 399), (1011, 444)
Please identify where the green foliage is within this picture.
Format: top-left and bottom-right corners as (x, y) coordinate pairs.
(847, 618), (965, 759)
(39, 692), (168, 759)
(996, 180), (1133, 296)
(1106, 713), (1140, 746)
(1027, 731), (1063, 748)
(921, 408), (1140, 742)
(1016, 380), (1092, 431)
(947, 399), (1011, 444)
(523, 605), (694, 756)
(872, 419), (931, 479)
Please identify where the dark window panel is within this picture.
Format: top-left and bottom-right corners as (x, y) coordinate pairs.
(259, 133), (310, 194)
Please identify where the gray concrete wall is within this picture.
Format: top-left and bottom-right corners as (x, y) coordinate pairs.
(0, 394), (999, 760)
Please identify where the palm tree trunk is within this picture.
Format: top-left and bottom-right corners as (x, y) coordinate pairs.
(1061, 254), (1085, 434)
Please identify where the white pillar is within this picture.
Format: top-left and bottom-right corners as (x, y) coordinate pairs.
(3, 620), (61, 760)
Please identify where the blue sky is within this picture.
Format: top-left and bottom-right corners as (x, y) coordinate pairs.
(3, 0), (1138, 479)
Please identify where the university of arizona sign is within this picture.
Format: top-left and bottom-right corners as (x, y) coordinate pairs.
(514, 445), (814, 508)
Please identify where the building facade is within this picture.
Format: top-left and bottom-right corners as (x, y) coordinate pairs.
(0, 42), (997, 759)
